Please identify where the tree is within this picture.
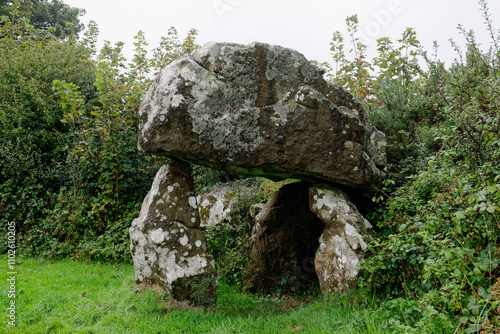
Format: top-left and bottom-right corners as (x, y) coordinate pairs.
(0, 6), (96, 253)
(31, 0), (85, 38)
(330, 15), (375, 104)
(0, 0), (85, 38)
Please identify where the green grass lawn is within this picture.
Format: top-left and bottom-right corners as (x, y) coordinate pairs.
(0, 255), (392, 333)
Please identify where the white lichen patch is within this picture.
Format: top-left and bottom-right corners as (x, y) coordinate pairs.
(312, 188), (351, 220)
(337, 106), (359, 119)
(188, 196), (198, 209)
(190, 103), (264, 159)
(143, 265), (152, 278)
(157, 249), (210, 285)
(270, 101), (291, 126)
(344, 223), (368, 250)
(149, 228), (165, 244)
(316, 232), (361, 290)
(171, 94), (185, 107)
(197, 186), (240, 228)
(344, 141), (354, 151)
(179, 235), (189, 246)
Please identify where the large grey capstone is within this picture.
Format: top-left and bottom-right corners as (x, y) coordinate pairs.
(129, 162), (218, 305)
(138, 41), (386, 189)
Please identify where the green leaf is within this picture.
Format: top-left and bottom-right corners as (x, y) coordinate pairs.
(487, 205), (498, 213)
(468, 295), (477, 304)
(467, 324), (482, 333)
(486, 185), (498, 193)
(478, 287), (487, 299)
(442, 250), (450, 259)
(454, 211), (466, 220)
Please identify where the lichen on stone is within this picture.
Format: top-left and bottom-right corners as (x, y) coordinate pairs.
(129, 163), (218, 305)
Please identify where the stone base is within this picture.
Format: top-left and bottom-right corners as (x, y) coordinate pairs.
(130, 162), (218, 305)
(309, 185), (372, 294)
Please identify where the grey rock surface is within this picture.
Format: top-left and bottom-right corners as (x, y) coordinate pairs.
(129, 163), (218, 305)
(197, 184), (256, 228)
(138, 42), (386, 189)
(309, 184), (372, 294)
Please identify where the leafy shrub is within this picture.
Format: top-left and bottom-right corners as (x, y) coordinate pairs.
(0, 7), (96, 253)
(0, 3), (200, 261)
(192, 165), (234, 193)
(362, 2), (500, 331)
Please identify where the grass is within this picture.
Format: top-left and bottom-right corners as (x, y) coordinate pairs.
(0, 255), (395, 333)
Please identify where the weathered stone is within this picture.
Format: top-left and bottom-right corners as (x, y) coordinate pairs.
(309, 184), (372, 294)
(249, 182), (324, 292)
(197, 184), (255, 228)
(129, 162), (218, 305)
(138, 42), (386, 189)
(133, 40), (385, 299)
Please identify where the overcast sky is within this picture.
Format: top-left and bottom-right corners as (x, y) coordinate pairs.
(64, 0), (500, 67)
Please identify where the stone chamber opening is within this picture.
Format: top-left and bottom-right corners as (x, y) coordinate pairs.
(247, 181), (325, 295)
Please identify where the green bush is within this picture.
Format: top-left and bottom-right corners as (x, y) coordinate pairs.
(0, 8), (96, 253)
(362, 3), (500, 331)
(0, 3), (200, 261)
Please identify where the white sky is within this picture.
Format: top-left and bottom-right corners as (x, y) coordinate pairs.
(64, 0), (500, 68)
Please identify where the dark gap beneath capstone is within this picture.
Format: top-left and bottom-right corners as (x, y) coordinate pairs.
(248, 181), (325, 296)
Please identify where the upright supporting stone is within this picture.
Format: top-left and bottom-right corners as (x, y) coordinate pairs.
(309, 185), (372, 294)
(129, 160), (218, 305)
